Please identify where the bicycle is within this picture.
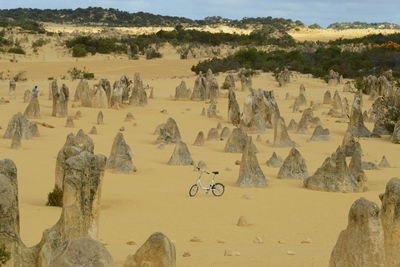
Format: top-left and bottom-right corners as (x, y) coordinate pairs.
(189, 167), (225, 197)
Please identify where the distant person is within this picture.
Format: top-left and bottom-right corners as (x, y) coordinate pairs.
(32, 85), (39, 97)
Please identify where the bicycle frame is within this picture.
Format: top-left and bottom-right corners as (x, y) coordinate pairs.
(195, 170), (216, 191)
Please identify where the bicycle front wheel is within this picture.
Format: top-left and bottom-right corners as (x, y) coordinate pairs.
(212, 183), (225, 197)
(189, 184), (199, 197)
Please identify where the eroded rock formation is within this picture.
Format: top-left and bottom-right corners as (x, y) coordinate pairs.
(3, 113), (39, 140)
(106, 132), (135, 173)
(236, 136), (267, 187)
(167, 141), (194, 165)
(277, 148), (308, 179)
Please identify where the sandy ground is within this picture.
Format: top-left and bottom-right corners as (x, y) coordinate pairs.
(288, 28), (400, 41)
(0, 45), (399, 267)
(44, 23), (254, 35)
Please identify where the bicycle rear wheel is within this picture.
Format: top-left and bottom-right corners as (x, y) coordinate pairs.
(189, 184), (199, 197)
(212, 183), (225, 197)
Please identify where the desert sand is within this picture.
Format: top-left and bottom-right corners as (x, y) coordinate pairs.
(288, 28), (400, 41)
(44, 23), (254, 35)
(0, 41), (398, 267)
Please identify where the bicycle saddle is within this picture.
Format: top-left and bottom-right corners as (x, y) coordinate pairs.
(212, 171), (219, 175)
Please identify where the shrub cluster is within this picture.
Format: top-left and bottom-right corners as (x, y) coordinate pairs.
(191, 46), (400, 80)
(46, 186), (63, 207)
(67, 67), (95, 80)
(7, 47), (26, 54)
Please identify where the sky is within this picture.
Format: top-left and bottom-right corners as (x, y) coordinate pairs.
(0, 0), (399, 27)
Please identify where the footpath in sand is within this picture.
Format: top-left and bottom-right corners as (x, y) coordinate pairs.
(0, 53), (398, 267)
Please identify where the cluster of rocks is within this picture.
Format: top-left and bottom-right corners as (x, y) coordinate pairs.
(50, 80), (69, 117)
(3, 113), (39, 148)
(176, 69), (220, 102)
(73, 73), (149, 110)
(304, 141), (367, 192)
(363, 73), (393, 97)
(296, 108), (321, 134)
(330, 178), (400, 267)
(346, 93), (371, 137)
(241, 89), (280, 133)
(327, 69), (343, 86)
(156, 118), (182, 144)
(273, 116), (297, 147)
(224, 127), (256, 153)
(177, 43), (222, 59)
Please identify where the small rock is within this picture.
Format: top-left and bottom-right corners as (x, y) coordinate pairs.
(89, 126), (97, 135)
(224, 250), (240, 256)
(160, 109), (167, 114)
(301, 238), (312, 244)
(126, 240), (136, 246)
(253, 236), (264, 244)
(235, 160), (241, 165)
(119, 127), (125, 132)
(190, 236), (202, 243)
(378, 155), (391, 168)
(278, 240), (285, 244)
(237, 216), (249, 227)
(74, 110), (82, 119)
(287, 250), (296, 255)
(124, 112), (135, 121)
(182, 252), (191, 257)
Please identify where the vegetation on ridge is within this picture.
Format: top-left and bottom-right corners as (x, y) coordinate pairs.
(192, 46), (400, 79)
(0, 7), (303, 29)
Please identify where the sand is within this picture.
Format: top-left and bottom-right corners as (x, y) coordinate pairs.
(44, 23), (254, 35)
(288, 27), (400, 41)
(0, 38), (398, 267)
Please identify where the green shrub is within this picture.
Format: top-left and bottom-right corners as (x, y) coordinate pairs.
(0, 243), (11, 265)
(72, 44), (87, 57)
(309, 24), (322, 29)
(67, 67), (95, 80)
(32, 38), (48, 49)
(83, 72), (95, 79)
(8, 47), (25, 54)
(145, 49), (162, 59)
(46, 186), (63, 207)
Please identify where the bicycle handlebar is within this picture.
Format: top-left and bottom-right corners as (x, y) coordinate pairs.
(196, 167), (219, 176)
(195, 167), (209, 174)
